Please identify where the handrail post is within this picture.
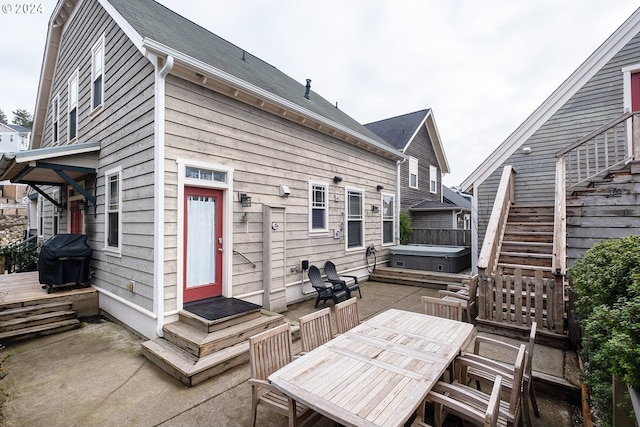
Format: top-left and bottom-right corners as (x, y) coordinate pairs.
(553, 157), (566, 276)
(633, 112), (640, 161)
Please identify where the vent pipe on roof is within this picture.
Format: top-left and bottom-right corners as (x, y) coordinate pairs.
(304, 79), (311, 99)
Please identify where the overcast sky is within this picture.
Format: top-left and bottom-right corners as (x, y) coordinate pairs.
(1, 0), (639, 186)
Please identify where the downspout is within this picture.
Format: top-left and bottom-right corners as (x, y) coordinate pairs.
(396, 158), (407, 244)
(154, 55), (174, 337)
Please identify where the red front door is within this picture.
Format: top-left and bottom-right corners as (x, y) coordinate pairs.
(183, 187), (224, 302)
(631, 72), (640, 112)
(69, 200), (84, 234)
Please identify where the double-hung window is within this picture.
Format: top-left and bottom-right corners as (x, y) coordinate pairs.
(409, 157), (418, 189)
(105, 167), (122, 251)
(430, 165), (438, 194)
(91, 36), (105, 110)
(309, 182), (328, 233)
(68, 70), (79, 141)
(52, 94), (59, 144)
(382, 194), (395, 245)
(346, 189), (364, 248)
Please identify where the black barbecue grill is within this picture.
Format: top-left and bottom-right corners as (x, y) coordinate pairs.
(38, 234), (92, 293)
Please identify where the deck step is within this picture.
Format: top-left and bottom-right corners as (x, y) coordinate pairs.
(0, 318), (80, 341)
(141, 337), (250, 387)
(0, 301), (72, 321)
(163, 310), (285, 358)
(369, 267), (469, 288)
(0, 310), (76, 333)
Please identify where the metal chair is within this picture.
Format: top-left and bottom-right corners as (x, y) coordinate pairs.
(335, 297), (360, 334)
(308, 265), (348, 308)
(421, 295), (463, 321)
(248, 323), (314, 427)
(324, 261), (361, 298)
(299, 307), (333, 353)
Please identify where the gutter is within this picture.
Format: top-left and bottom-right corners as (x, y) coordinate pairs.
(153, 54), (174, 337)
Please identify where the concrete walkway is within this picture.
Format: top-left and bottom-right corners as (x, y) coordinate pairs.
(0, 281), (581, 426)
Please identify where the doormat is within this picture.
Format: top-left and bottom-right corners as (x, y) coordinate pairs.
(183, 296), (261, 321)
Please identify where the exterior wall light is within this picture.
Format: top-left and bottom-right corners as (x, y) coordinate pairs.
(239, 193), (252, 207)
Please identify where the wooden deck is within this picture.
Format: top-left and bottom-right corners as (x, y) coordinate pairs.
(0, 271), (99, 317)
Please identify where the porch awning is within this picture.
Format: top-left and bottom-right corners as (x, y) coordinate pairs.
(0, 142), (100, 208)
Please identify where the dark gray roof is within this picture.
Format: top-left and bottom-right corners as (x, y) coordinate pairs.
(5, 124), (30, 133)
(363, 109), (430, 150)
(443, 186), (471, 209)
(410, 186), (471, 212)
(108, 0), (392, 149)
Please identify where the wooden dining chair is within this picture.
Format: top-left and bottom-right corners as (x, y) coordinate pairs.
(335, 297), (360, 334)
(437, 275), (478, 322)
(421, 295), (463, 321)
(463, 322), (539, 427)
(299, 307), (333, 353)
(248, 323), (314, 427)
(429, 344), (527, 427)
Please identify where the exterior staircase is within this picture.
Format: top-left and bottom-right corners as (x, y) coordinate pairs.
(141, 309), (287, 386)
(369, 266), (469, 289)
(497, 204), (555, 278)
(0, 301), (81, 342)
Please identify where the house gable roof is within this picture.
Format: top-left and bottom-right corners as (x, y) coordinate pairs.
(410, 185), (471, 212)
(32, 0), (404, 161)
(460, 6), (640, 191)
(364, 109), (450, 173)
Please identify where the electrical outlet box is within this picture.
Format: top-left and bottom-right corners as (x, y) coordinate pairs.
(334, 229), (342, 239)
(126, 280), (135, 292)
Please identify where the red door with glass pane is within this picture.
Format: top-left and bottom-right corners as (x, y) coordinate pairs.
(183, 187), (223, 302)
(69, 200), (84, 234)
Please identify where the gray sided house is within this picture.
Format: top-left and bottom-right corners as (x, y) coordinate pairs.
(0, 0), (405, 339)
(365, 109), (451, 228)
(461, 7), (640, 276)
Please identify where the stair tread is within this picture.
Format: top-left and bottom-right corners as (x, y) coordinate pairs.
(502, 241), (553, 246)
(0, 310), (76, 328)
(500, 252), (553, 259)
(142, 337), (249, 376)
(0, 302), (72, 318)
(497, 262), (553, 271)
(0, 319), (80, 340)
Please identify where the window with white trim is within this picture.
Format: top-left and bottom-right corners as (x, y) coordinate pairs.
(382, 194), (395, 245)
(91, 36), (105, 110)
(409, 157), (418, 189)
(309, 182), (328, 232)
(105, 168), (122, 250)
(68, 70), (79, 141)
(52, 94), (59, 144)
(346, 189), (364, 248)
(430, 165), (438, 194)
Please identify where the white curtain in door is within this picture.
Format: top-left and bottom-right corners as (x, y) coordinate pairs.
(186, 195), (216, 287)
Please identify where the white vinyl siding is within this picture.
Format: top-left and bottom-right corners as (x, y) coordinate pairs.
(309, 181), (328, 233)
(91, 35), (105, 111)
(409, 157), (418, 189)
(346, 188), (364, 249)
(430, 165), (438, 194)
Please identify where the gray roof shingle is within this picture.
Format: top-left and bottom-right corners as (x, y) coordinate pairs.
(364, 109), (431, 151)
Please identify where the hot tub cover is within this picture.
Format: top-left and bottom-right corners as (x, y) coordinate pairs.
(389, 245), (470, 258)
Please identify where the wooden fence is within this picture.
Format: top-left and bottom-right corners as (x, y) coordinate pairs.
(408, 228), (471, 246)
(477, 268), (565, 335)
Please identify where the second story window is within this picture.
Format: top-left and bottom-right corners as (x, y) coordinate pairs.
(430, 165), (438, 194)
(409, 157), (418, 189)
(309, 182), (328, 233)
(52, 95), (59, 144)
(91, 36), (105, 110)
(68, 70), (79, 141)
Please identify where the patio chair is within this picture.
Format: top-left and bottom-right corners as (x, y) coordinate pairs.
(414, 375), (503, 427)
(308, 265), (348, 308)
(335, 297), (360, 334)
(299, 307), (333, 353)
(437, 275), (478, 322)
(324, 261), (361, 298)
(463, 322), (539, 427)
(421, 296), (463, 321)
(249, 323), (314, 427)
(428, 344), (527, 427)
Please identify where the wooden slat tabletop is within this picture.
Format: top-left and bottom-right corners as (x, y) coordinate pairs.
(269, 309), (476, 427)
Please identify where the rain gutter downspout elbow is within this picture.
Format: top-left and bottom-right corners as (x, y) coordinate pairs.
(154, 55), (174, 337)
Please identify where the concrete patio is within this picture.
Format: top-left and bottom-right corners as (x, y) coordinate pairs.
(0, 280), (581, 426)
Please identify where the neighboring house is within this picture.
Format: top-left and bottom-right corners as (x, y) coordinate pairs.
(0, 123), (30, 152)
(461, 7), (640, 277)
(364, 109), (451, 228)
(410, 186), (471, 230)
(0, 0), (406, 340)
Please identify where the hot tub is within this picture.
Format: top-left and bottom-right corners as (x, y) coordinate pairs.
(389, 245), (470, 273)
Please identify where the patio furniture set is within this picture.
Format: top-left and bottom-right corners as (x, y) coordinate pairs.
(248, 269), (539, 427)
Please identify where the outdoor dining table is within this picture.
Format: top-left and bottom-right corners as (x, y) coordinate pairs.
(268, 308), (476, 427)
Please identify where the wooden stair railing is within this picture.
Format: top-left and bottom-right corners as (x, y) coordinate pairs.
(477, 166), (516, 277)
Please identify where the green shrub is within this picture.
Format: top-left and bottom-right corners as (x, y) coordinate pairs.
(569, 235), (640, 427)
(399, 211), (412, 244)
